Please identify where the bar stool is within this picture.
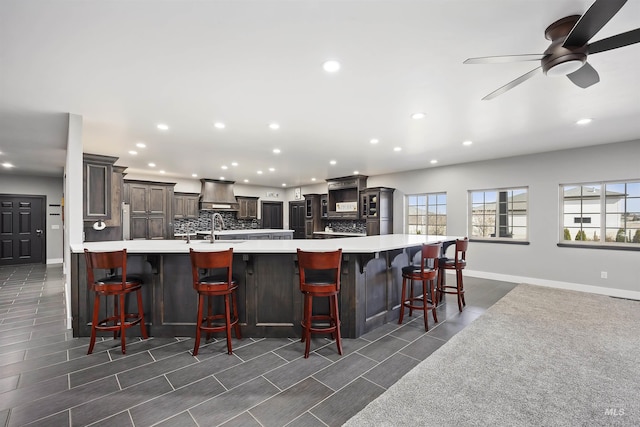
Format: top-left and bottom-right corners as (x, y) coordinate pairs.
(399, 243), (441, 331)
(297, 248), (343, 358)
(84, 249), (148, 355)
(437, 237), (469, 312)
(189, 248), (241, 356)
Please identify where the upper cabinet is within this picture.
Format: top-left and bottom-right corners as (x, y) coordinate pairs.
(125, 180), (175, 240)
(303, 193), (322, 238)
(326, 175), (368, 219)
(237, 196), (259, 219)
(83, 153), (118, 221)
(174, 192), (199, 219)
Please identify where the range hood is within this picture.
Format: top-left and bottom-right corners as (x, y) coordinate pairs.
(199, 179), (239, 210)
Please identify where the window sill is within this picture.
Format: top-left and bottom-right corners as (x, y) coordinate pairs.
(469, 238), (529, 245)
(557, 242), (640, 251)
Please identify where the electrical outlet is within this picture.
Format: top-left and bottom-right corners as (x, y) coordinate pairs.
(601, 271), (608, 279)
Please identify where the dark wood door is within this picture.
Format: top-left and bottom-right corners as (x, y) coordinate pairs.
(0, 195), (46, 265)
(261, 201), (283, 229)
(289, 201), (306, 239)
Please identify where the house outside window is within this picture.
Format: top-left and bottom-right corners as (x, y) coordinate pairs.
(406, 193), (446, 235)
(561, 181), (640, 244)
(470, 188), (528, 240)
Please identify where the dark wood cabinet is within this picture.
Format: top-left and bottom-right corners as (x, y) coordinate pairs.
(125, 180), (175, 239)
(174, 192), (199, 219)
(83, 153), (119, 221)
(326, 175), (368, 219)
(303, 194), (322, 238)
(289, 201), (306, 239)
(237, 196), (259, 220)
(361, 187), (394, 235)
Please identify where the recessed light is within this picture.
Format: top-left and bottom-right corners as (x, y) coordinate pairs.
(231, 162), (238, 166)
(269, 123), (280, 130)
(221, 165), (228, 170)
(576, 118), (592, 125)
(214, 122), (226, 129)
(273, 148), (281, 154)
(2, 162), (14, 168)
(430, 159), (438, 164)
(411, 112), (426, 120)
(159, 170), (166, 174)
(353, 170), (359, 174)
(136, 142), (146, 148)
(220, 176), (225, 180)
(311, 178), (316, 181)
(148, 163), (156, 167)
(370, 139), (379, 144)
(192, 173), (198, 177)
(462, 140), (473, 146)
(269, 167), (275, 172)
(244, 179), (249, 183)
(323, 59), (341, 73)
(257, 170), (263, 174)
(282, 183), (287, 187)
(394, 147), (402, 152)
(329, 160), (337, 165)
(157, 123), (169, 130)
(129, 150), (138, 155)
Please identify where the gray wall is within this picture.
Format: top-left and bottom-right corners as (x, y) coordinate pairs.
(369, 139), (640, 294)
(0, 174), (64, 263)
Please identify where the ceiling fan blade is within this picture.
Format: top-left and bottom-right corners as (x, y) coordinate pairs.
(588, 28), (640, 54)
(567, 62), (600, 88)
(464, 54), (544, 64)
(563, 0), (628, 47)
(482, 67), (541, 101)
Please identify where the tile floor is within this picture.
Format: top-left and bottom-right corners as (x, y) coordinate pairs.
(0, 263), (516, 427)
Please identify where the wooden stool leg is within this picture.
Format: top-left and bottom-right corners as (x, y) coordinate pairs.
(422, 279), (429, 331)
(224, 294), (233, 354)
(459, 270), (466, 307)
(332, 294), (342, 356)
(398, 276), (407, 324)
(113, 296), (119, 340)
(408, 279), (414, 317)
(430, 278), (438, 323)
(137, 288), (148, 339)
(119, 293), (127, 354)
(193, 294), (204, 356)
(456, 270), (463, 312)
(304, 294), (313, 358)
(88, 294), (100, 355)
(206, 296), (213, 341)
(232, 290), (241, 340)
(301, 293), (308, 343)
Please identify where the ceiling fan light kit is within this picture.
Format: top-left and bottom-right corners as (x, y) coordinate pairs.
(464, 0), (640, 99)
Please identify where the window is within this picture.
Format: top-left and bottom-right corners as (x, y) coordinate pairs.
(561, 181), (640, 245)
(406, 193), (447, 235)
(470, 188), (528, 240)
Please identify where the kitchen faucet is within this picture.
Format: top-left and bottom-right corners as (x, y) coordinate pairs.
(210, 212), (225, 243)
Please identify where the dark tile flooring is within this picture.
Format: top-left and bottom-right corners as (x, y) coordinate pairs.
(0, 263), (516, 427)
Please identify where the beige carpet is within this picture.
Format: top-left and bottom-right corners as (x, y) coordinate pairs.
(345, 284), (640, 426)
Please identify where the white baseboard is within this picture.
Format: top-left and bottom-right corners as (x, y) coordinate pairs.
(463, 269), (640, 300)
(47, 258), (63, 265)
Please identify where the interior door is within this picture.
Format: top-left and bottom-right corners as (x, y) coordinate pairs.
(0, 195), (46, 265)
(261, 201), (283, 229)
(289, 201), (306, 239)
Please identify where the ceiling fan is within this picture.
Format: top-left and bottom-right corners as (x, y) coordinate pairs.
(464, 0), (640, 100)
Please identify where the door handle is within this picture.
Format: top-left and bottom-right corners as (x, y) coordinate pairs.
(36, 229), (43, 236)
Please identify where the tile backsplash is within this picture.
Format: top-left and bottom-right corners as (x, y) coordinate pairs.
(174, 211), (261, 233)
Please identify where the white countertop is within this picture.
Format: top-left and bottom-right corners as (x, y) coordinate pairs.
(195, 229), (294, 236)
(313, 231), (367, 237)
(73, 234), (460, 254)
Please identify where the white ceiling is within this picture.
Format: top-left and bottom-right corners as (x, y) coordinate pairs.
(1, 0), (639, 187)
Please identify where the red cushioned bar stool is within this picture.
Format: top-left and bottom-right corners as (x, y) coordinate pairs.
(297, 248), (343, 358)
(398, 243), (441, 331)
(84, 248), (148, 355)
(189, 248), (241, 355)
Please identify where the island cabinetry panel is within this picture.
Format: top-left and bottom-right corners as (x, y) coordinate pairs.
(360, 187), (394, 235)
(83, 153), (118, 221)
(237, 196), (259, 219)
(125, 180), (175, 239)
(326, 175), (368, 219)
(173, 192), (199, 219)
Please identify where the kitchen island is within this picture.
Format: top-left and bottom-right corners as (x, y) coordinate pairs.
(70, 235), (457, 339)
